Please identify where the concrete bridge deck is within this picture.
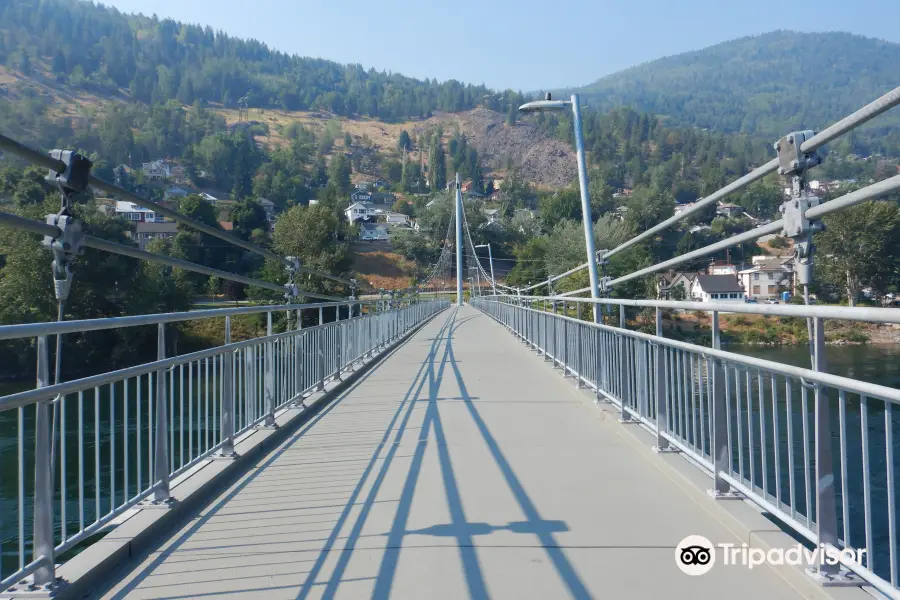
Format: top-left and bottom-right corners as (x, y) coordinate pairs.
(91, 306), (868, 599)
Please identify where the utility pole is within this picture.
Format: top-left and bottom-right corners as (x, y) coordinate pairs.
(455, 172), (463, 306)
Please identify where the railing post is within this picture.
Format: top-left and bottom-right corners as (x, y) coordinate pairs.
(809, 316), (851, 583)
(653, 308), (675, 452)
(618, 305), (633, 423)
(292, 309), (306, 409)
(261, 311), (277, 428)
(218, 317), (237, 457)
(317, 323), (326, 392)
(576, 319), (583, 388)
(151, 324), (174, 502)
(32, 336), (57, 588)
(708, 311), (738, 498)
(334, 317), (344, 381)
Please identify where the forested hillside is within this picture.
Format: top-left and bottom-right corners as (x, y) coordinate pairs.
(0, 0), (523, 120)
(565, 31), (900, 156)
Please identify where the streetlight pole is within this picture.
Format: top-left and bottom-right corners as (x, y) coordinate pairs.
(476, 243), (496, 295)
(455, 172), (463, 306)
(519, 93), (601, 323)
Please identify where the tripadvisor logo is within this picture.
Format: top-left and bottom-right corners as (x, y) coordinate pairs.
(675, 535), (866, 575)
(675, 535), (715, 576)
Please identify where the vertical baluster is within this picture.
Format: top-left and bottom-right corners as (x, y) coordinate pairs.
(758, 372), (767, 498)
(861, 395), (873, 570)
(839, 390), (849, 548)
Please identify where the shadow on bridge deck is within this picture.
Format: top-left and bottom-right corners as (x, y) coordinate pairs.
(90, 306), (867, 600)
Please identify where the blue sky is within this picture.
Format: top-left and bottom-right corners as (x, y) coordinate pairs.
(103, 0), (900, 91)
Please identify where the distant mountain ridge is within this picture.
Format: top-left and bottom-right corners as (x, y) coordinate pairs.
(562, 31), (900, 152)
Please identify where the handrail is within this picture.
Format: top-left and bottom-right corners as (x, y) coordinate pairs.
(496, 293), (900, 324)
(0, 300), (372, 341)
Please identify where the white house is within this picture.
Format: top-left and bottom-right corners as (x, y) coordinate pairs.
(350, 190), (373, 203)
(345, 202), (378, 222)
(739, 257), (793, 301)
(691, 275), (745, 302)
(657, 272), (695, 300)
(141, 160), (172, 181)
(382, 212), (411, 226)
(199, 192), (219, 206)
(709, 263), (738, 276)
(134, 221), (178, 250)
(115, 201), (162, 223)
(308, 199), (320, 206)
(359, 222), (390, 241)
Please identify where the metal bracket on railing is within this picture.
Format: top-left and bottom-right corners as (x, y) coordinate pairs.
(599, 276), (614, 295)
(596, 249), (610, 267)
(776, 130), (825, 289)
(775, 130), (821, 180)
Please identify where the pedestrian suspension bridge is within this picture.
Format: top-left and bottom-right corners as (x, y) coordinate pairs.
(1, 86), (900, 599)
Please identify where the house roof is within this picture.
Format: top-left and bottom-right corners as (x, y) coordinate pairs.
(483, 208), (500, 216)
(115, 201), (154, 213)
(257, 197), (274, 207)
(360, 222), (388, 232)
(346, 202), (370, 210)
(136, 222), (178, 234)
(219, 221), (234, 231)
(740, 258), (793, 273)
(695, 275), (744, 293)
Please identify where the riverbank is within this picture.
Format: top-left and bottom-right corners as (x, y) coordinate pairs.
(664, 311), (900, 346)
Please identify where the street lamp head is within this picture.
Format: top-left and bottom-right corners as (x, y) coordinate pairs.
(518, 98), (569, 112)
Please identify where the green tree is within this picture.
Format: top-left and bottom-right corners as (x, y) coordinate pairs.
(816, 201), (900, 305)
(398, 130), (411, 152)
(328, 154), (352, 196)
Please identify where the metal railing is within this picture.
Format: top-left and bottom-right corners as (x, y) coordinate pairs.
(0, 298), (448, 593)
(473, 294), (900, 598)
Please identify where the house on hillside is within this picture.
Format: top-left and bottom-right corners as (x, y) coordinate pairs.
(345, 202), (378, 223)
(350, 190), (373, 203)
(739, 257), (793, 301)
(355, 182), (372, 192)
(716, 202), (743, 218)
(381, 212), (411, 226)
(134, 222), (178, 250)
(115, 201), (162, 223)
(359, 222), (390, 241)
(164, 186), (189, 202)
(371, 191), (396, 205)
(691, 275), (745, 303)
(709, 262), (738, 276)
(657, 272), (696, 300)
(483, 208), (501, 225)
(141, 160), (172, 181)
(257, 197), (276, 217)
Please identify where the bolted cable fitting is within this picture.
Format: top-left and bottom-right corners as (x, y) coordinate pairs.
(43, 150), (92, 301)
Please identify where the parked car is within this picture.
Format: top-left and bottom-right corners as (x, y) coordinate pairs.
(765, 299), (779, 304)
(745, 298), (759, 304)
